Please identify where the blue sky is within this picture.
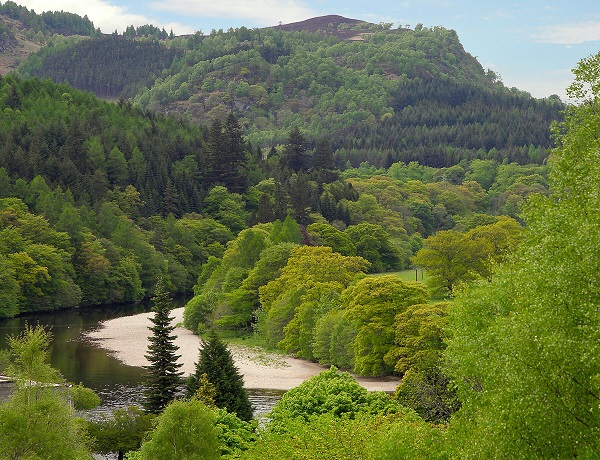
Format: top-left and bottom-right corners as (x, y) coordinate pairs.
(14, 1), (600, 100)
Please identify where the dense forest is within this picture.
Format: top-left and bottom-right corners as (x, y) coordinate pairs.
(0, 3), (596, 459)
(0, 74), (551, 321)
(0, 1), (97, 36)
(18, 35), (184, 99)
(15, 18), (563, 167)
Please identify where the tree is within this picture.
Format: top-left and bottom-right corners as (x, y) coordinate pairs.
(142, 277), (183, 413)
(342, 275), (428, 376)
(444, 54), (600, 459)
(258, 246), (369, 349)
(186, 331), (253, 421)
(285, 172), (316, 226)
(87, 406), (154, 460)
(267, 367), (410, 431)
(411, 229), (491, 296)
(280, 126), (308, 173)
(345, 222), (401, 272)
(386, 302), (460, 422)
(0, 324), (92, 459)
(130, 399), (220, 460)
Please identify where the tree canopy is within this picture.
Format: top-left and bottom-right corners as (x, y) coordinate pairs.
(444, 52), (600, 459)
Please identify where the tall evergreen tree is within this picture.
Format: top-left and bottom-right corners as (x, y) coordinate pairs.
(206, 113), (247, 193)
(221, 112), (247, 193)
(186, 331), (253, 421)
(143, 277), (183, 413)
(281, 126), (308, 173)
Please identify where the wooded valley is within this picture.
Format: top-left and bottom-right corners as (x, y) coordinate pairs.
(0, 3), (597, 459)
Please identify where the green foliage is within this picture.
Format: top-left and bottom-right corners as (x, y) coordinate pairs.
(132, 399), (220, 460)
(69, 383), (101, 410)
(242, 412), (396, 460)
(19, 35), (183, 99)
(372, 418), (449, 460)
(183, 290), (218, 333)
(342, 275), (428, 376)
(345, 222), (402, 272)
(0, 1), (97, 36)
(203, 186), (249, 233)
(186, 331), (254, 421)
(258, 245), (369, 349)
(0, 324), (92, 459)
(213, 407), (258, 459)
(307, 222), (356, 255)
(142, 277), (183, 413)
(412, 217), (523, 296)
(387, 302), (450, 375)
(312, 309), (356, 368)
(444, 53), (600, 459)
(87, 406), (154, 458)
(267, 367), (411, 431)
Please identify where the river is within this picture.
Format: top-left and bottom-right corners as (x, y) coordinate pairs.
(0, 300), (283, 418)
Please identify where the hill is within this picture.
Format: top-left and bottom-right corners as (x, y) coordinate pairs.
(14, 16), (562, 167)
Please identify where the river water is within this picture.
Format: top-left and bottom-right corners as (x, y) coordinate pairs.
(0, 300), (282, 418)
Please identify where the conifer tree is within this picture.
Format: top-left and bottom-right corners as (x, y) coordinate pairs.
(186, 331), (253, 421)
(281, 126), (308, 173)
(143, 277), (183, 413)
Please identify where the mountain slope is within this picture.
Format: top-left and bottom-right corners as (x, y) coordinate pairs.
(12, 13), (564, 167)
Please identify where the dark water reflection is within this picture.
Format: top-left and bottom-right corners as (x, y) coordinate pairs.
(0, 299), (282, 417)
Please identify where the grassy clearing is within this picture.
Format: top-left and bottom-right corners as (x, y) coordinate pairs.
(369, 269), (428, 283)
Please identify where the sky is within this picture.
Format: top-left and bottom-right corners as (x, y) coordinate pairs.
(13, 1), (600, 100)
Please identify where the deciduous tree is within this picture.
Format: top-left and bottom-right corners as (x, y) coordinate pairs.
(445, 53), (600, 459)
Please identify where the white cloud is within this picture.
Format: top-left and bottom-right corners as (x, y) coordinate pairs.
(13, 0), (195, 34)
(149, 0), (316, 27)
(532, 21), (600, 45)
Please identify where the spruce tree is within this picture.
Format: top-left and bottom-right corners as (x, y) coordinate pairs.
(281, 126), (308, 173)
(186, 331), (253, 421)
(143, 277), (183, 413)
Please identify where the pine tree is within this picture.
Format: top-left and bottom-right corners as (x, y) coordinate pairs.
(186, 331), (253, 421)
(143, 277), (183, 413)
(281, 126), (308, 173)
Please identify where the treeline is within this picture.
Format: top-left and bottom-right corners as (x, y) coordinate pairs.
(122, 24), (174, 40)
(0, 1), (97, 36)
(18, 35), (184, 99)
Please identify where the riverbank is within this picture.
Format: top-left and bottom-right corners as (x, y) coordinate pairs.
(85, 307), (400, 392)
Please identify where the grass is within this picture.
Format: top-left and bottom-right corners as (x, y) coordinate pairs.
(368, 269), (428, 283)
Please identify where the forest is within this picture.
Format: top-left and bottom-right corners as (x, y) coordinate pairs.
(15, 18), (563, 167)
(0, 3), (597, 459)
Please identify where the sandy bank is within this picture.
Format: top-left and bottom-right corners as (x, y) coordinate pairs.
(85, 307), (400, 392)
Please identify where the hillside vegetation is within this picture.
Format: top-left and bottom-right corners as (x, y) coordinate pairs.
(14, 16), (563, 167)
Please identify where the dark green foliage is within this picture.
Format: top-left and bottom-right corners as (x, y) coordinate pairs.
(0, 76), (209, 217)
(19, 35), (182, 99)
(0, 1), (97, 36)
(186, 331), (253, 421)
(281, 126), (309, 173)
(143, 277), (184, 413)
(205, 113), (248, 193)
